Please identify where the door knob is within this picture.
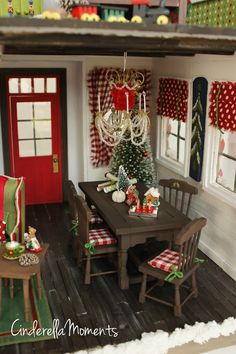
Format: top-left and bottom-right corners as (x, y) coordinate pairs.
(52, 154), (59, 173)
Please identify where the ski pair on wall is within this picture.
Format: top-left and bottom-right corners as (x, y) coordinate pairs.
(189, 77), (208, 182)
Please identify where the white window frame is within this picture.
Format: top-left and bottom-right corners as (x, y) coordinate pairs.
(156, 78), (192, 177)
(203, 124), (236, 209)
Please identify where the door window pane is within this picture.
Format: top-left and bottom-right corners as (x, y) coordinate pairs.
(34, 102), (51, 120)
(35, 121), (51, 139)
(17, 121), (34, 139)
(17, 102), (33, 120)
(46, 78), (57, 93)
(34, 78), (45, 93)
(36, 139), (52, 156)
(19, 140), (35, 157)
(20, 78), (32, 93)
(9, 78), (19, 93)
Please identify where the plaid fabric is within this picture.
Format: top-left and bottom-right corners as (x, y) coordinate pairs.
(89, 228), (117, 246)
(90, 210), (103, 224)
(148, 249), (179, 272)
(87, 67), (152, 167)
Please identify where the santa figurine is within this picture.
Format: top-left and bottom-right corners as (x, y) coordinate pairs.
(24, 226), (43, 253)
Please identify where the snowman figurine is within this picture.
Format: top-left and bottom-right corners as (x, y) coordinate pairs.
(24, 226), (43, 253)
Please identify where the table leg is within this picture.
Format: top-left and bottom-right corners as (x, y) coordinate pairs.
(23, 279), (30, 322)
(9, 279), (14, 299)
(36, 272), (42, 300)
(118, 236), (130, 290)
(0, 278), (2, 317)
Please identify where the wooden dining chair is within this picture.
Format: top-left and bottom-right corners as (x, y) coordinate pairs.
(65, 180), (104, 227)
(76, 195), (118, 284)
(138, 217), (207, 316)
(159, 179), (198, 217)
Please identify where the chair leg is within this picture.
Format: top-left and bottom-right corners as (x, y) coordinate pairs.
(84, 256), (91, 285)
(139, 274), (147, 303)
(174, 285), (181, 317)
(192, 272), (198, 298)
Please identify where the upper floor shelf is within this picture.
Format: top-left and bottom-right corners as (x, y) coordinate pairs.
(0, 17), (236, 57)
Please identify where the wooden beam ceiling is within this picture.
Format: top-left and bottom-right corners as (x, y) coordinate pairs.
(0, 18), (236, 57)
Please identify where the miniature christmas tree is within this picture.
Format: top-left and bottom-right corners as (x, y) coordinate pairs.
(191, 90), (203, 170)
(109, 133), (157, 187)
(117, 165), (130, 191)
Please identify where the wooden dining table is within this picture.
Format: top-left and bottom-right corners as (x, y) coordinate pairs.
(79, 181), (190, 289)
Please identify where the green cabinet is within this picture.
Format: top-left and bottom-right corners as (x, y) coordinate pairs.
(0, 0), (44, 17)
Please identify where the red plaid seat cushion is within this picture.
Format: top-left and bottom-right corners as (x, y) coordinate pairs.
(89, 228), (117, 246)
(148, 249), (179, 272)
(90, 210), (103, 224)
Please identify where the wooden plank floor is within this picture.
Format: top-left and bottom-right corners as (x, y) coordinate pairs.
(1, 203), (236, 354)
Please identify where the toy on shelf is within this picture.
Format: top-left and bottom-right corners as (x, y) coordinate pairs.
(24, 226), (43, 253)
(128, 187), (160, 218)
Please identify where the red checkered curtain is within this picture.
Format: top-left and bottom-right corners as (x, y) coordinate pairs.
(157, 78), (189, 122)
(88, 67), (113, 167)
(88, 67), (151, 167)
(209, 81), (236, 131)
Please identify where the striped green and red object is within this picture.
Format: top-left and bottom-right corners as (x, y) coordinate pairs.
(0, 175), (25, 242)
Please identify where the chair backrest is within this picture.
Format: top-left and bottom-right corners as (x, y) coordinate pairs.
(75, 195), (92, 245)
(0, 175), (25, 242)
(159, 179), (198, 217)
(174, 217), (207, 273)
(65, 180), (78, 220)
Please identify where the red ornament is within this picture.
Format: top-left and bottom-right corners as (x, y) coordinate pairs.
(143, 151), (148, 157)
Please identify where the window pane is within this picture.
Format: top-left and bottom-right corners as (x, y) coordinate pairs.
(17, 121), (34, 139)
(35, 121), (51, 138)
(219, 131), (236, 159)
(217, 155), (236, 192)
(180, 121), (186, 138)
(20, 78), (32, 93)
(46, 78), (56, 93)
(36, 139), (52, 156)
(34, 102), (51, 120)
(168, 118), (178, 135)
(179, 139), (185, 164)
(166, 135), (177, 160)
(19, 140), (35, 157)
(9, 78), (19, 93)
(34, 78), (45, 93)
(17, 102), (33, 121)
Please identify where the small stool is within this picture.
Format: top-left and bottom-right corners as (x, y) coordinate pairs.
(0, 243), (48, 322)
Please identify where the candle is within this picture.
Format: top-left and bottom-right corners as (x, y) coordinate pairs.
(125, 92), (129, 113)
(143, 92), (146, 112)
(139, 93), (142, 111)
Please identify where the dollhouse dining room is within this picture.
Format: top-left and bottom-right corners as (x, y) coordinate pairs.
(0, 1), (235, 354)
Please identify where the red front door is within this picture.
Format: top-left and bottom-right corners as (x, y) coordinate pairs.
(7, 76), (63, 205)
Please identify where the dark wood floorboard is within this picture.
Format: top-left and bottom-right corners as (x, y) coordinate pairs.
(2, 203), (236, 354)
